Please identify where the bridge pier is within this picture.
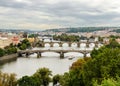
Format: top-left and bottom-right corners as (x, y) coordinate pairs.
(60, 52), (64, 59)
(95, 42), (98, 48)
(83, 53), (87, 58)
(26, 52), (30, 57)
(42, 39), (44, 42)
(86, 43), (89, 48)
(77, 42), (80, 47)
(69, 43), (71, 47)
(37, 52), (41, 58)
(59, 42), (63, 47)
(50, 43), (53, 47)
(40, 42), (45, 47)
(18, 53), (23, 57)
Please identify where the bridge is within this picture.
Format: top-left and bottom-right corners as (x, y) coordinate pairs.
(18, 49), (92, 59)
(39, 41), (103, 48)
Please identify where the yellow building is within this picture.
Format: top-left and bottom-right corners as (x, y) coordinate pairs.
(27, 38), (35, 43)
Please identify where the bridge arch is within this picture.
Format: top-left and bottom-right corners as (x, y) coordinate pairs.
(42, 52), (60, 57)
(44, 43), (50, 47)
(53, 43), (60, 47)
(64, 52), (84, 58)
(89, 43), (95, 48)
(98, 43), (103, 48)
(62, 43), (69, 47)
(71, 43), (77, 47)
(80, 43), (86, 48)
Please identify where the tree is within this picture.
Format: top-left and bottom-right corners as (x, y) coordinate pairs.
(84, 43), (120, 85)
(18, 75), (42, 86)
(106, 39), (120, 48)
(60, 58), (90, 86)
(19, 43), (27, 50)
(0, 71), (17, 86)
(23, 32), (28, 38)
(0, 48), (5, 57)
(34, 67), (52, 86)
(53, 74), (62, 86)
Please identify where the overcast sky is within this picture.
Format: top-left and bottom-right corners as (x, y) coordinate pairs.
(0, 0), (120, 30)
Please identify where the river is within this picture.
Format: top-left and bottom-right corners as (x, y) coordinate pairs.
(0, 39), (102, 79)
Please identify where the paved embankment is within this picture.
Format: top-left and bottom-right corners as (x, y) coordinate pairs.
(0, 54), (18, 65)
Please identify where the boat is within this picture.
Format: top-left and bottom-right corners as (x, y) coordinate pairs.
(68, 56), (75, 60)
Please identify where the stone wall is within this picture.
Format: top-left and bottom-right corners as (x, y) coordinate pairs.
(0, 54), (18, 65)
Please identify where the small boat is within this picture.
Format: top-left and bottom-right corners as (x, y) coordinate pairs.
(68, 56), (74, 60)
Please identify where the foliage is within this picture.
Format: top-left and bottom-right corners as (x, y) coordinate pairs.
(28, 34), (38, 38)
(53, 34), (80, 42)
(34, 67), (52, 86)
(17, 39), (31, 50)
(19, 43), (27, 50)
(106, 39), (120, 48)
(59, 40), (120, 86)
(84, 40), (120, 86)
(60, 58), (90, 86)
(18, 67), (52, 86)
(0, 71), (17, 86)
(52, 74), (62, 86)
(109, 35), (120, 39)
(23, 32), (28, 38)
(0, 43), (17, 57)
(70, 58), (86, 70)
(94, 77), (120, 86)
(4, 43), (17, 54)
(0, 48), (5, 57)
(18, 75), (41, 86)
(98, 36), (104, 42)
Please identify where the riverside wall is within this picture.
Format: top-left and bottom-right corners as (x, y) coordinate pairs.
(0, 54), (18, 65)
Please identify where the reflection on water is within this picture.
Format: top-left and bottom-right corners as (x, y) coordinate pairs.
(0, 41), (102, 79)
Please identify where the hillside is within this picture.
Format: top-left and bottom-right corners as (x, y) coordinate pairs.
(44, 27), (119, 33)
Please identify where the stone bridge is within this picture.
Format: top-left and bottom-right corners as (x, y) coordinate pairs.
(18, 49), (92, 59)
(40, 41), (103, 48)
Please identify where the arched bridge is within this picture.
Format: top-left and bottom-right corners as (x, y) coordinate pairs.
(39, 41), (104, 48)
(18, 49), (92, 59)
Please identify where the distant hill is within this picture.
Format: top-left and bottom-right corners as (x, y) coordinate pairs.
(44, 27), (120, 33)
(113, 29), (120, 33)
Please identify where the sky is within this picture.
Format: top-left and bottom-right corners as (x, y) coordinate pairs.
(0, 0), (120, 30)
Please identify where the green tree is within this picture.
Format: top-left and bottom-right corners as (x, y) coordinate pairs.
(60, 58), (90, 86)
(0, 48), (5, 57)
(106, 39), (120, 48)
(83, 41), (120, 86)
(18, 75), (42, 86)
(19, 43), (27, 50)
(34, 67), (52, 86)
(53, 74), (62, 86)
(0, 71), (17, 86)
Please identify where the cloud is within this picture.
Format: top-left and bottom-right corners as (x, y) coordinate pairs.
(0, 0), (120, 30)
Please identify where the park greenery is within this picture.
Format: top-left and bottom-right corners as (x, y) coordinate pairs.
(0, 71), (17, 86)
(1, 39), (120, 86)
(0, 43), (17, 57)
(28, 34), (38, 38)
(18, 67), (52, 86)
(53, 34), (80, 42)
(53, 33), (105, 42)
(0, 39), (31, 57)
(17, 39), (31, 50)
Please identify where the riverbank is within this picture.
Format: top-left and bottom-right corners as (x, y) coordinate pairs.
(0, 54), (18, 65)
